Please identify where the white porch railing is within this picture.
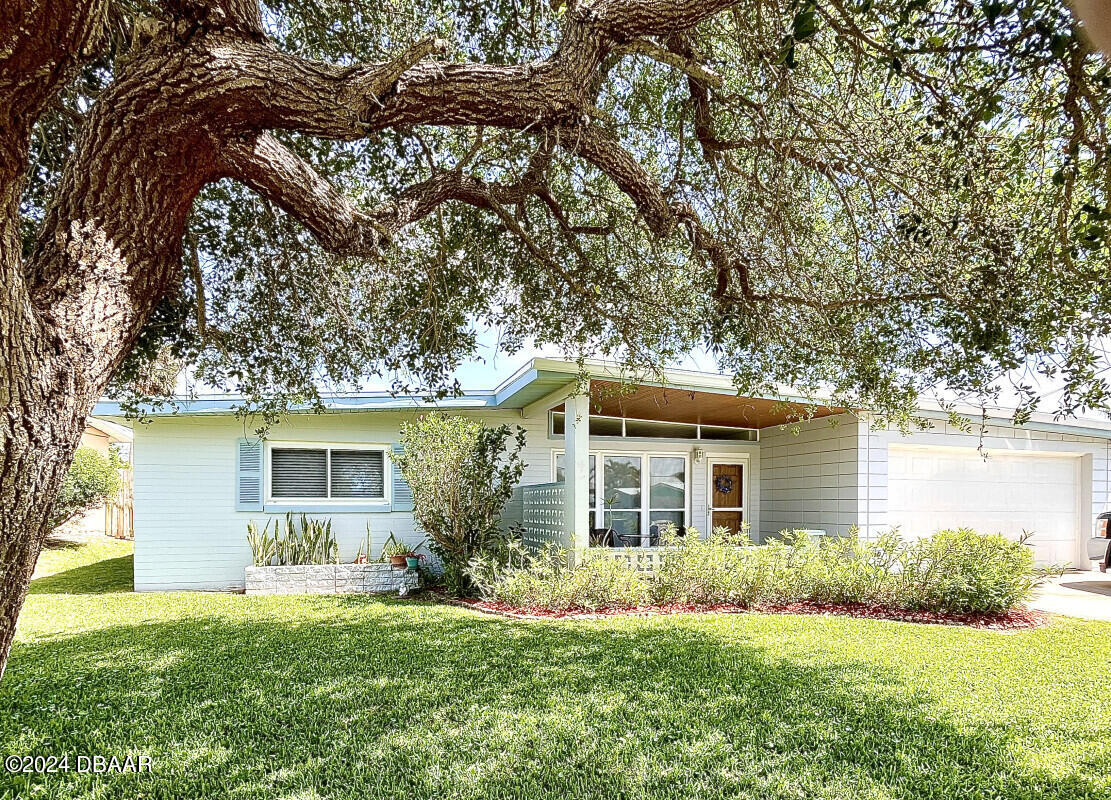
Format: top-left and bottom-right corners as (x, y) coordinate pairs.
(594, 546), (668, 573)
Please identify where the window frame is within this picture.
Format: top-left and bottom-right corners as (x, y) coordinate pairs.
(601, 453), (644, 539)
(647, 455), (688, 533)
(549, 411), (758, 442)
(704, 455), (750, 533)
(552, 449), (691, 538)
(265, 441), (391, 509)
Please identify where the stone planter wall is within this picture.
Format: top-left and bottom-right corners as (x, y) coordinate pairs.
(245, 563), (420, 596)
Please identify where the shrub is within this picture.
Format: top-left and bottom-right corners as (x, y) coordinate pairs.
(469, 542), (651, 610)
(393, 413), (526, 595)
(246, 513), (338, 566)
(470, 527), (1057, 615)
(895, 528), (1048, 613)
(653, 527), (912, 608)
(51, 446), (123, 528)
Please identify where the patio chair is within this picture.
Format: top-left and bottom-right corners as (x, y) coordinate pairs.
(589, 528), (616, 547)
(613, 531), (643, 547)
(648, 523), (687, 546)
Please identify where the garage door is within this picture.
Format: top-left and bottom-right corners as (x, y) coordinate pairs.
(887, 445), (1082, 566)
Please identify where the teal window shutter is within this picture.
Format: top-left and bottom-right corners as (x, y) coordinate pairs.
(391, 444), (414, 512)
(236, 439), (264, 511)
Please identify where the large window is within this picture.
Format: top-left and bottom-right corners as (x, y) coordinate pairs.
(648, 457), (686, 532)
(269, 445), (386, 502)
(554, 451), (688, 543)
(604, 455), (642, 536)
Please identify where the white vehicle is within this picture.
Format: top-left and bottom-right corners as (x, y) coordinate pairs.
(1088, 512), (1111, 572)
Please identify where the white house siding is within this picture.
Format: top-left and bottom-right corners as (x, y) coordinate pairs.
(757, 414), (863, 540)
(857, 419), (1111, 555)
(133, 409), (551, 591)
(134, 395), (1111, 589)
(758, 413), (1111, 552)
(132, 409), (761, 591)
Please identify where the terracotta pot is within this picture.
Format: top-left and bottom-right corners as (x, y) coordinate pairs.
(389, 555), (408, 568)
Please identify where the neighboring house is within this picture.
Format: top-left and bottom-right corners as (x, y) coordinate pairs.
(81, 417), (133, 462)
(66, 417), (133, 536)
(94, 359), (1111, 591)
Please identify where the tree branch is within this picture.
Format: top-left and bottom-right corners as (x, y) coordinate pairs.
(161, 0), (263, 37)
(216, 0), (740, 139)
(555, 125), (680, 236)
(0, 0), (107, 165)
(220, 133), (389, 255)
(176, 0), (745, 262)
(718, 289), (948, 310)
(187, 231), (207, 336)
(221, 132), (561, 257)
(614, 38), (722, 88)
(362, 36), (451, 105)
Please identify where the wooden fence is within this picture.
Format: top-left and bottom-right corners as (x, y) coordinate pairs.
(105, 467), (134, 539)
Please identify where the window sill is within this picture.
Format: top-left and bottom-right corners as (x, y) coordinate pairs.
(262, 502), (392, 514)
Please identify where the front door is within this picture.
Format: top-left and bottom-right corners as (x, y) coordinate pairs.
(709, 462), (744, 535)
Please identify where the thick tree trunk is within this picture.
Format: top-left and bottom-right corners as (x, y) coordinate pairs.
(0, 132), (87, 678)
(0, 368), (88, 680)
(0, 163), (147, 678)
(0, 233), (185, 679)
(0, 22), (216, 678)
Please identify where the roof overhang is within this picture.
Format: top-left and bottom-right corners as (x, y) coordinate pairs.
(557, 381), (845, 429)
(89, 356), (1111, 438)
(92, 391), (501, 419)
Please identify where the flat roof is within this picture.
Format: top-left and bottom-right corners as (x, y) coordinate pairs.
(92, 356), (1111, 438)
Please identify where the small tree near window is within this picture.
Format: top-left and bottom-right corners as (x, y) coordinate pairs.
(394, 414), (526, 596)
(50, 447), (123, 530)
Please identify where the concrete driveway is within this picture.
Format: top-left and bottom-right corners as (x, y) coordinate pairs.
(1029, 570), (1111, 621)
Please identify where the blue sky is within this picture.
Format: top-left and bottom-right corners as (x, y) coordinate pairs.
(444, 326), (721, 390)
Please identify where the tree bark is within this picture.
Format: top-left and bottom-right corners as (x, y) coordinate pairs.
(0, 7), (219, 677)
(0, 334), (89, 679)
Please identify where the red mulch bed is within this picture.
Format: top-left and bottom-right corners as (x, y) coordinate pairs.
(435, 593), (1047, 630)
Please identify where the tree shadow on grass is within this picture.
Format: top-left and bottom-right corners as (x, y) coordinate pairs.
(0, 599), (1103, 800)
(40, 537), (84, 551)
(27, 555), (134, 595)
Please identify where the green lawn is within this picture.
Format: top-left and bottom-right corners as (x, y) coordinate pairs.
(3, 541), (1111, 800)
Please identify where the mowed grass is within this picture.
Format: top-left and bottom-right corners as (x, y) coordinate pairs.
(2, 542), (1111, 800)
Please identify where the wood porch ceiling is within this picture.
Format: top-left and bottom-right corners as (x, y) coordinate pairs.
(555, 381), (845, 429)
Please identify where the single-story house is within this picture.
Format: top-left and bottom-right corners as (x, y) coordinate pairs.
(94, 358), (1111, 591)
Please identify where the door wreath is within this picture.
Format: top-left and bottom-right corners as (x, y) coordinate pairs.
(714, 475), (735, 495)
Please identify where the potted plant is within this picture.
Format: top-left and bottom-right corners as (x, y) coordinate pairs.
(381, 533), (412, 568)
(354, 525), (373, 564)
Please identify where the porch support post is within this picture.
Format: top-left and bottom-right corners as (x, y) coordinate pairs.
(563, 392), (591, 560)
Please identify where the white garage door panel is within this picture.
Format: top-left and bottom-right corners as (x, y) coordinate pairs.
(887, 446), (1081, 566)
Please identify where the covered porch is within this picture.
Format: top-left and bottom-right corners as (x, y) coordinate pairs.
(504, 379), (845, 558)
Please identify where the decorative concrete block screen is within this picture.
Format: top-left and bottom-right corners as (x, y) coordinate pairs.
(518, 482), (565, 551)
(245, 564), (419, 596)
(501, 486), (524, 536)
